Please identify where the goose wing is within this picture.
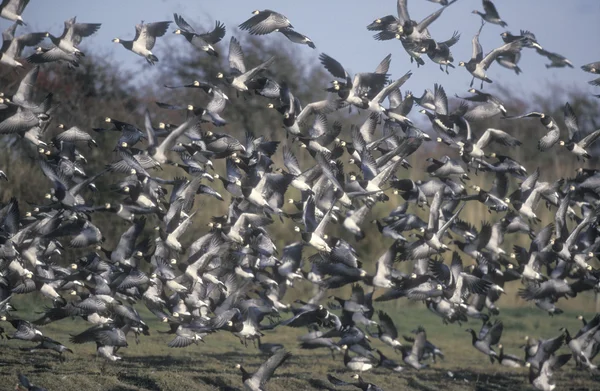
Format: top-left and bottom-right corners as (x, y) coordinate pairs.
(252, 349), (292, 387)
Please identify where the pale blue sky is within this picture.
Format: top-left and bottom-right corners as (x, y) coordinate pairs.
(7, 0), (600, 102)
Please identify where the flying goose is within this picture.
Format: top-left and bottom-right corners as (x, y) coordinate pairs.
(398, 326), (429, 369)
(459, 22), (525, 88)
(173, 13), (225, 57)
(497, 344), (524, 367)
(327, 374), (383, 391)
(319, 52), (390, 110)
(46, 16), (102, 57)
(504, 111), (559, 151)
(278, 28), (315, 49)
(457, 128), (521, 159)
(455, 88), (507, 120)
(472, 0), (507, 27)
(535, 47), (573, 69)
(218, 36), (275, 92)
(113, 20), (171, 64)
(527, 354), (571, 391)
(560, 102), (600, 160)
(239, 9), (293, 35)
(466, 320), (503, 362)
(425, 31), (460, 73)
(0, 24), (46, 68)
(0, 0), (29, 25)
(236, 349), (291, 391)
(501, 30), (542, 50)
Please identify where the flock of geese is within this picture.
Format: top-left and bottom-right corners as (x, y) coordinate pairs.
(1, 0), (600, 390)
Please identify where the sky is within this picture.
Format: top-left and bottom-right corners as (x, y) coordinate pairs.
(6, 0), (600, 103)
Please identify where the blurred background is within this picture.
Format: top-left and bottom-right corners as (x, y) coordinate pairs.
(1, 0), (599, 310)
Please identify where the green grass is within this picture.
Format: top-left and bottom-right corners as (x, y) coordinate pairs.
(1, 298), (599, 391)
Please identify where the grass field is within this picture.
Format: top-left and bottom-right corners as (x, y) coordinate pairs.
(1, 296), (599, 391)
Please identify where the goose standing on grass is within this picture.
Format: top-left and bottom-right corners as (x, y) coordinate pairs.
(173, 13), (225, 57)
(239, 10), (293, 36)
(236, 349), (291, 391)
(0, 0), (30, 25)
(112, 20), (171, 65)
(472, 0), (507, 27)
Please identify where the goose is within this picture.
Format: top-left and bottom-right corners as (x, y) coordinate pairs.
(472, 0), (507, 27)
(27, 45), (80, 69)
(236, 349), (291, 391)
(457, 128), (521, 159)
(561, 317), (600, 369)
(425, 31), (460, 73)
(257, 337), (284, 355)
(559, 102), (600, 160)
(327, 374), (383, 391)
(0, 0), (29, 25)
(374, 310), (402, 351)
(526, 332), (566, 370)
(535, 47), (573, 69)
(425, 156), (469, 180)
(218, 36), (275, 92)
(503, 111), (559, 151)
(112, 20), (171, 64)
(24, 336), (73, 362)
(402, 328), (444, 363)
(319, 52), (390, 110)
(404, 191), (466, 260)
(501, 30), (542, 50)
(143, 109), (196, 164)
(296, 195), (333, 253)
(15, 374), (47, 391)
(398, 326), (429, 369)
(455, 88), (507, 120)
(581, 61), (600, 74)
(342, 345), (377, 372)
(46, 16), (101, 57)
(466, 320), (503, 362)
(527, 354), (571, 391)
(395, 0), (458, 57)
(173, 14), (225, 57)
(497, 344), (524, 367)
(0, 25), (46, 68)
(459, 22), (525, 88)
(239, 10), (293, 35)
(5, 318), (43, 342)
(278, 28), (315, 49)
